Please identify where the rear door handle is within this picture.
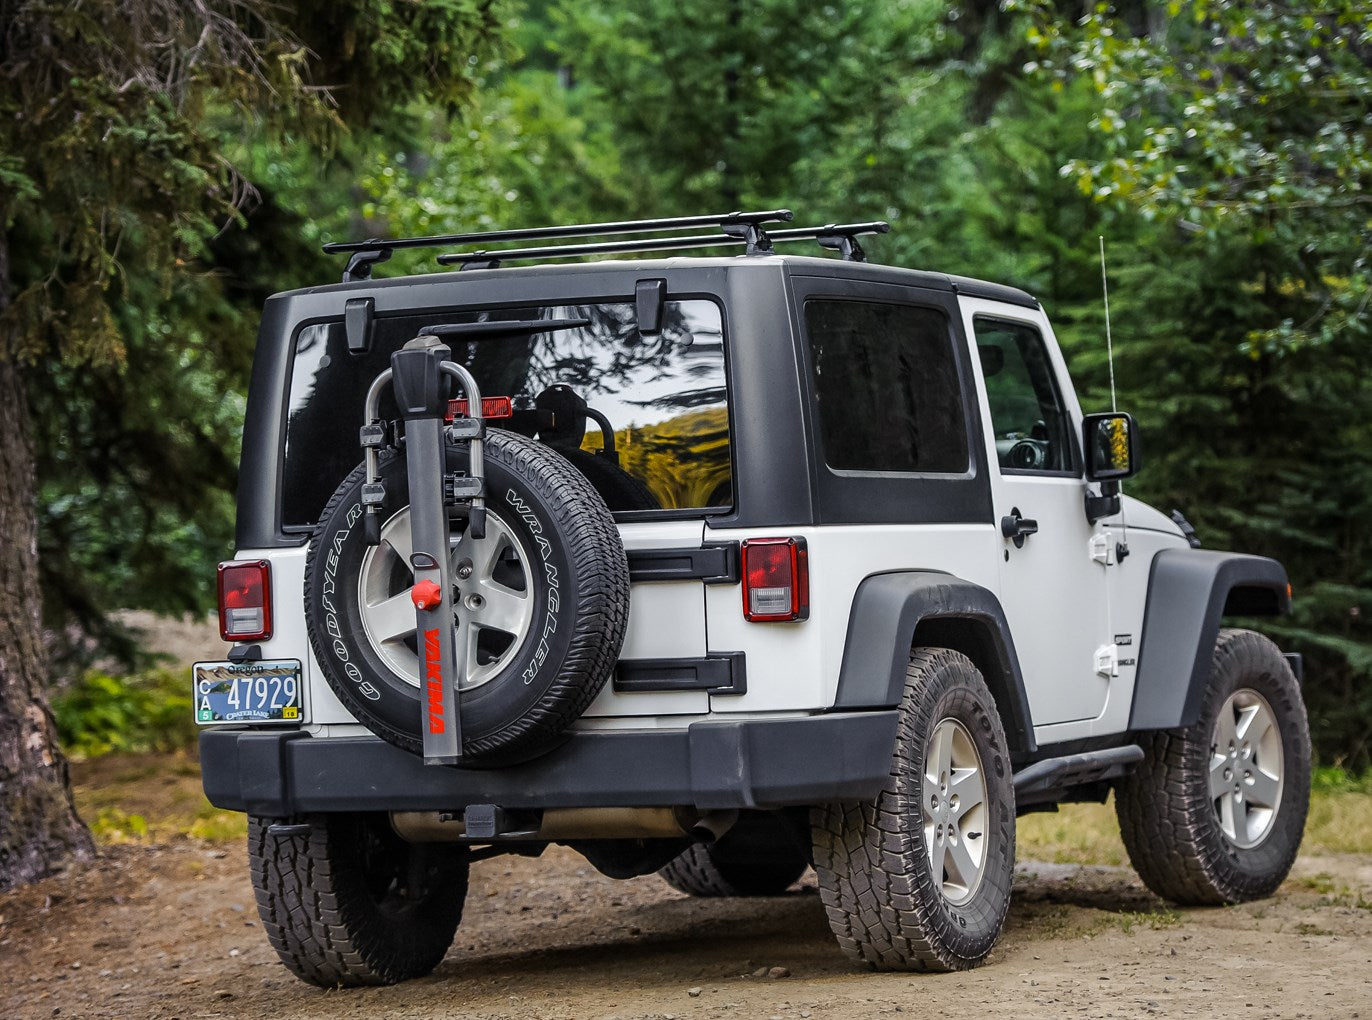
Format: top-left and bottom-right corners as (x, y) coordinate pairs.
(1000, 507), (1038, 548)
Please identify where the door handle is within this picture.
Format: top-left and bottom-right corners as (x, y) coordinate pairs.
(1000, 507), (1038, 548)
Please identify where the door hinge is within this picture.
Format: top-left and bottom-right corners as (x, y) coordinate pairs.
(1095, 643), (1119, 678)
(1089, 532), (1113, 566)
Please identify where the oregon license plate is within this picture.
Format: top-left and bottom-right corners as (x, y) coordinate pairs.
(192, 659), (302, 725)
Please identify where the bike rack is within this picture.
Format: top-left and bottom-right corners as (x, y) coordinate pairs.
(359, 318), (590, 764)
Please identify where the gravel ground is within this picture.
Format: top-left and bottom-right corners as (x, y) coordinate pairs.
(3, 841), (1371, 1020)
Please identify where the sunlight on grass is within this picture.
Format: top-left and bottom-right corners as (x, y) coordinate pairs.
(1018, 786), (1372, 866)
(1302, 790), (1372, 854)
(1017, 801), (1128, 866)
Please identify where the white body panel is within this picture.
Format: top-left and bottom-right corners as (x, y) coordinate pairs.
(582, 520), (709, 718)
(959, 297), (1116, 738)
(703, 524), (999, 714)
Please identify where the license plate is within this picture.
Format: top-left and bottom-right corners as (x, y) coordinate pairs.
(193, 659), (302, 725)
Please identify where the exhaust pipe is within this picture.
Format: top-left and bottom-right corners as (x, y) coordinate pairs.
(391, 806), (739, 843)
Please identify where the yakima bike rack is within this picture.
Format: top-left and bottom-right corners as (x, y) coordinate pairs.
(359, 318), (589, 764)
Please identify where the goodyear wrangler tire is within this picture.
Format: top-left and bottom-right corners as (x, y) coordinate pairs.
(304, 428), (630, 761)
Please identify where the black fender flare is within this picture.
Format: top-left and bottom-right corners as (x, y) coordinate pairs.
(832, 571), (1036, 753)
(1129, 548), (1291, 730)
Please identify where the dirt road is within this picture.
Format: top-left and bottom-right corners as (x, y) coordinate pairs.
(4, 840), (1371, 1020)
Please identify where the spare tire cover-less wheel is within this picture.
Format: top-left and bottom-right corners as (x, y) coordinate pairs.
(304, 428), (630, 761)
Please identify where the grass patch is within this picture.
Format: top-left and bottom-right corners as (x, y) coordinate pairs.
(1018, 782), (1372, 867)
(70, 750), (243, 845)
(1017, 801), (1128, 866)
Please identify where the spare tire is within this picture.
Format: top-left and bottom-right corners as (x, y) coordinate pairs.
(304, 428), (630, 761)
(557, 448), (661, 512)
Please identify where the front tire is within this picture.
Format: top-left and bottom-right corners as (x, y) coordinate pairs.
(811, 648), (1015, 971)
(1116, 628), (1310, 904)
(249, 813), (469, 987)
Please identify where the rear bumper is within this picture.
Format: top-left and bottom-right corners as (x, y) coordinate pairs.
(199, 711), (899, 816)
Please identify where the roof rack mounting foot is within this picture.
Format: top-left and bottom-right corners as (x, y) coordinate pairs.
(342, 246), (391, 283)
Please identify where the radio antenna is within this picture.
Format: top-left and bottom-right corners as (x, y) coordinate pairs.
(1099, 234), (1129, 560)
(1100, 235), (1117, 413)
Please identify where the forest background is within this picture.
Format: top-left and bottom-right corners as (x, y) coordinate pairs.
(1, 0), (1369, 883)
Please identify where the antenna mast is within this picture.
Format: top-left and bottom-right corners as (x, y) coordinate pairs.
(1100, 235), (1117, 413)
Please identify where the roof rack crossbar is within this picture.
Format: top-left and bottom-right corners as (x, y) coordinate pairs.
(321, 209), (794, 256)
(434, 221), (891, 269)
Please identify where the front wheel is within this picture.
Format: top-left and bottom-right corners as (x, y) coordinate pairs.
(1116, 628), (1311, 904)
(249, 813), (469, 987)
(811, 648), (1016, 971)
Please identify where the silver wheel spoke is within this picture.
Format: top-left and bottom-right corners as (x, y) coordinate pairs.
(470, 580), (529, 634)
(1218, 788), (1238, 838)
(366, 591), (418, 645)
(928, 825), (949, 887)
(1209, 688), (1285, 849)
(927, 724), (953, 788)
(1214, 703), (1238, 751)
(948, 768), (984, 818)
(946, 833), (980, 891)
(1246, 767), (1280, 809)
(1209, 754), (1231, 801)
(383, 527), (413, 567)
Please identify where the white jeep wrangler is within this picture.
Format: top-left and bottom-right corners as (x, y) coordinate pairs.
(197, 211), (1310, 986)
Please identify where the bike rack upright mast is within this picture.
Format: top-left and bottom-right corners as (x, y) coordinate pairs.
(384, 335), (485, 764)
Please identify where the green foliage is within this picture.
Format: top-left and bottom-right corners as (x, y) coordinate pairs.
(1010, 0), (1372, 766)
(0, 0), (507, 670)
(52, 668), (197, 758)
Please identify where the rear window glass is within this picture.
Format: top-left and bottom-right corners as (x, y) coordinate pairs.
(282, 299), (729, 527)
(805, 299), (969, 474)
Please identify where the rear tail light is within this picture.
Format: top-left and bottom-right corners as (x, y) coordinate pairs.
(741, 538), (809, 622)
(446, 395), (514, 421)
(217, 560), (272, 641)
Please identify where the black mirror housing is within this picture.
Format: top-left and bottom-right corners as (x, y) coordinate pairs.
(1082, 412), (1140, 483)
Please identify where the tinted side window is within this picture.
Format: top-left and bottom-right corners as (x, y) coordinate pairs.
(806, 300), (969, 474)
(974, 318), (1074, 473)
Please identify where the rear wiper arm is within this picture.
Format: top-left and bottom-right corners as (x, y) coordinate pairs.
(418, 318), (591, 340)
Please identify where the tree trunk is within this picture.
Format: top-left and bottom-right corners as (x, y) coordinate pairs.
(0, 231), (96, 891)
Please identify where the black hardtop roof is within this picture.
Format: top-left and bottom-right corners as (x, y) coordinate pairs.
(277, 253), (1040, 310)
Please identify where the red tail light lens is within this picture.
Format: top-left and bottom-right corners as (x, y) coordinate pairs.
(445, 396), (514, 421)
(741, 538), (809, 622)
(217, 560), (272, 641)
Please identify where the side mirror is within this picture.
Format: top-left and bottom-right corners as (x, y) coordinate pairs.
(1082, 412), (1139, 483)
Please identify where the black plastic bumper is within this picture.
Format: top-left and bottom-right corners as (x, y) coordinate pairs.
(199, 711), (899, 816)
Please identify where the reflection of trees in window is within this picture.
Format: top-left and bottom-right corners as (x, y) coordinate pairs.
(608, 407), (731, 510)
(455, 301), (700, 404)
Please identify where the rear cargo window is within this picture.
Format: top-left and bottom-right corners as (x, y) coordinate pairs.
(806, 299), (969, 474)
(282, 299), (730, 527)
